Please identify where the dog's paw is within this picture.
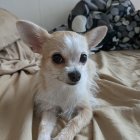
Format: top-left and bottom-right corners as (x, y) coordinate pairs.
(53, 135), (73, 140)
(52, 135), (65, 140)
(52, 138), (64, 140)
(38, 132), (51, 140)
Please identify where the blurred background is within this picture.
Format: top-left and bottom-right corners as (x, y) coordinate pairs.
(0, 0), (139, 30)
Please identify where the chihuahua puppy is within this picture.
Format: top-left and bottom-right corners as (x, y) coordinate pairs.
(16, 20), (107, 140)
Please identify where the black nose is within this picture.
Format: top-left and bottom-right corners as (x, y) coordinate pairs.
(68, 71), (81, 83)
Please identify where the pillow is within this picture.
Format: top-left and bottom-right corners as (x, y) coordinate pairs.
(68, 0), (140, 52)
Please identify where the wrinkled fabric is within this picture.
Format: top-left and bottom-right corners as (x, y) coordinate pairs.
(0, 8), (20, 50)
(0, 40), (40, 75)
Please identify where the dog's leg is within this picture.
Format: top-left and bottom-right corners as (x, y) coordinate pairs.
(53, 105), (92, 140)
(38, 111), (57, 140)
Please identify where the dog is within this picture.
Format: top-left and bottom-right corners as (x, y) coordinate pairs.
(16, 20), (107, 140)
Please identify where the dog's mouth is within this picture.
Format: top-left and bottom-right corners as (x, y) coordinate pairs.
(66, 82), (78, 86)
(57, 77), (78, 86)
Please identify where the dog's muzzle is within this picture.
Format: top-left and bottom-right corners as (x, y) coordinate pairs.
(68, 70), (81, 84)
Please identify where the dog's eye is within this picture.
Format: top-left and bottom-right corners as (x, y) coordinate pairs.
(52, 53), (64, 64)
(80, 54), (87, 64)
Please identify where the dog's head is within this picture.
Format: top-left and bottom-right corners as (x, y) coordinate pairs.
(16, 20), (107, 86)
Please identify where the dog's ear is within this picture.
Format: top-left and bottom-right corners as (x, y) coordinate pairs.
(84, 26), (107, 50)
(16, 20), (51, 53)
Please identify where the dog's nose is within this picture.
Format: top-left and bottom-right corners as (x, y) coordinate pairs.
(68, 71), (81, 83)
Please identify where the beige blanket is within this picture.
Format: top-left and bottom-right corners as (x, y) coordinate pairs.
(0, 9), (140, 140)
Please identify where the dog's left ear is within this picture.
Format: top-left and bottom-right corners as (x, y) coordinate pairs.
(84, 26), (108, 50)
(16, 20), (51, 53)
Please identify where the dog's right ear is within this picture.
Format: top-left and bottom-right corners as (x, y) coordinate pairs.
(16, 20), (51, 53)
(84, 26), (107, 50)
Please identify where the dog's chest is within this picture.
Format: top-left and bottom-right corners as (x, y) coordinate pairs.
(47, 86), (83, 110)
(36, 85), (88, 114)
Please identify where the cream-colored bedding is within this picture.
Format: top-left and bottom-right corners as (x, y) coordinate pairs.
(0, 9), (140, 140)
